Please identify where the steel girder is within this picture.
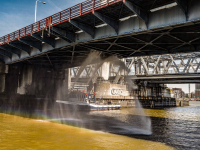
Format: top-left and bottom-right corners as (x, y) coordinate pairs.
(0, 45), (21, 57)
(19, 39), (42, 52)
(123, 0), (148, 28)
(0, 49), (12, 59)
(175, 0), (189, 19)
(93, 11), (119, 34)
(69, 20), (95, 38)
(8, 43), (31, 55)
(50, 27), (75, 42)
(31, 34), (55, 48)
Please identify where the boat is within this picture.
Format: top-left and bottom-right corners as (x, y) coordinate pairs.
(56, 100), (121, 111)
(56, 91), (122, 111)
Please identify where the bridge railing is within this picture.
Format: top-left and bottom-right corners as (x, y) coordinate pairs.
(0, 0), (121, 45)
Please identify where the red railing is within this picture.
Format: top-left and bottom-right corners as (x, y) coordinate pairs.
(0, 0), (121, 45)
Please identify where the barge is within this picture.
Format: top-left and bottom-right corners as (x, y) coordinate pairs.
(56, 100), (121, 111)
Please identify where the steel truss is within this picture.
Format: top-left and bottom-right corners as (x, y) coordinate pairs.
(71, 52), (200, 84)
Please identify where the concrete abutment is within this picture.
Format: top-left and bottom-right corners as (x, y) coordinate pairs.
(0, 61), (71, 113)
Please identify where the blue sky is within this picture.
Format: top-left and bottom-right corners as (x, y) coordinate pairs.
(0, 0), (83, 37)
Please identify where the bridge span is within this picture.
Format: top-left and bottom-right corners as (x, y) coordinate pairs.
(71, 52), (200, 85)
(1, 0), (200, 67)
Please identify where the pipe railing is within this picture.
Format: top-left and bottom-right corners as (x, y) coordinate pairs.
(0, 0), (121, 45)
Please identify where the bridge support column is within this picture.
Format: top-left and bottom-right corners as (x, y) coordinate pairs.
(56, 68), (71, 100)
(0, 63), (72, 113)
(101, 62), (110, 80)
(0, 61), (7, 93)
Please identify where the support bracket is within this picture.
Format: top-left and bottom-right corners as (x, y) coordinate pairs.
(32, 34), (55, 48)
(70, 20), (95, 38)
(123, 0), (148, 28)
(0, 46), (21, 58)
(93, 11), (119, 34)
(19, 39), (42, 52)
(51, 27), (75, 42)
(9, 43), (31, 55)
(175, 0), (188, 19)
(0, 49), (12, 59)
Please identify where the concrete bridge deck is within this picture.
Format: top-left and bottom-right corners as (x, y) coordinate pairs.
(1, 0), (200, 68)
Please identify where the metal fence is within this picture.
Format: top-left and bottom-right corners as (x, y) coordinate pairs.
(0, 0), (121, 45)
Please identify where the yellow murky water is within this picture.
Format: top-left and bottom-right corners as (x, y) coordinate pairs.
(0, 113), (175, 150)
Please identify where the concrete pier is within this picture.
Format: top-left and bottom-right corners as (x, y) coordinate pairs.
(176, 100), (190, 107)
(0, 61), (71, 112)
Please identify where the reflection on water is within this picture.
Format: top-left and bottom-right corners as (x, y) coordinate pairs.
(0, 113), (174, 150)
(89, 101), (200, 149)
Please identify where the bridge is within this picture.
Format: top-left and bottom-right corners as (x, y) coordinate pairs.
(1, 0), (200, 110)
(71, 52), (200, 87)
(0, 0), (200, 68)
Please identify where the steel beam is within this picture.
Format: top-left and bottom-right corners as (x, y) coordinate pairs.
(175, 0), (188, 19)
(9, 43), (31, 55)
(0, 46), (21, 57)
(148, 80), (200, 83)
(0, 50), (12, 59)
(78, 44), (123, 57)
(32, 34), (55, 48)
(140, 57), (149, 75)
(123, 0), (148, 28)
(126, 74), (200, 80)
(195, 63), (200, 73)
(19, 39), (42, 52)
(70, 20), (95, 38)
(51, 27), (75, 42)
(93, 11), (119, 34)
(46, 53), (53, 67)
(182, 58), (192, 73)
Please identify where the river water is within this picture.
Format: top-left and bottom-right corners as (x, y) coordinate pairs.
(0, 101), (200, 150)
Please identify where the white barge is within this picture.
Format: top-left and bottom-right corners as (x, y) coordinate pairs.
(56, 100), (121, 111)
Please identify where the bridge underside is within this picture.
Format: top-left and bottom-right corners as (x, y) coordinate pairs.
(1, 0), (200, 68)
(128, 74), (200, 84)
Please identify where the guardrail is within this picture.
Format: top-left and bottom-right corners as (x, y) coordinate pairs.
(0, 0), (120, 45)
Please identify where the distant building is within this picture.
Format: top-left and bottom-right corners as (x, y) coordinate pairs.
(195, 84), (200, 99)
(172, 88), (185, 99)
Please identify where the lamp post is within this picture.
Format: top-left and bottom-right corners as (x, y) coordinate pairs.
(35, 0), (46, 23)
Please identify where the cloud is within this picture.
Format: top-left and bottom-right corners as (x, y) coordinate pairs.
(46, 0), (62, 11)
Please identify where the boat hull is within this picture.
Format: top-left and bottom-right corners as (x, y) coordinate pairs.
(56, 100), (121, 111)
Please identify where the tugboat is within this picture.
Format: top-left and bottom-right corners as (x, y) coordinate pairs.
(56, 91), (121, 111)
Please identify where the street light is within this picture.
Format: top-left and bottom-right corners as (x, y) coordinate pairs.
(35, 0), (46, 23)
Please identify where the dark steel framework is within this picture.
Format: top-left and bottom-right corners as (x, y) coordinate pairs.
(0, 0), (200, 68)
